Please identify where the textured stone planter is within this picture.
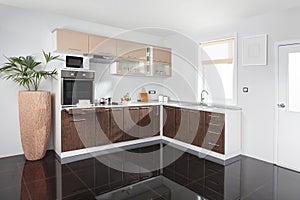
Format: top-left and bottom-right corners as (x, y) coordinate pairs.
(18, 91), (51, 161)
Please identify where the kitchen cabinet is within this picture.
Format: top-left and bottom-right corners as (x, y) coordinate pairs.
(95, 108), (111, 146)
(89, 35), (117, 57)
(189, 110), (205, 147)
(53, 29), (89, 54)
(153, 47), (172, 64)
(139, 106), (160, 138)
(163, 106), (176, 138)
(175, 108), (190, 143)
(110, 108), (124, 143)
(61, 109), (96, 152)
(163, 106), (225, 154)
(203, 112), (225, 154)
(123, 107), (140, 141)
(117, 40), (148, 61)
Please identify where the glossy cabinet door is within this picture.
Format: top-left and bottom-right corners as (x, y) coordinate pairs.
(153, 47), (172, 64)
(95, 108), (111, 146)
(110, 108), (124, 143)
(175, 108), (190, 143)
(163, 106), (176, 138)
(189, 110), (205, 147)
(203, 112), (225, 154)
(139, 106), (154, 138)
(152, 106), (161, 136)
(54, 29), (88, 54)
(89, 35), (117, 56)
(117, 40), (147, 61)
(61, 109), (96, 152)
(123, 107), (140, 141)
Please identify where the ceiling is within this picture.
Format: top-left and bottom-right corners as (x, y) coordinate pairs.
(1, 0), (300, 37)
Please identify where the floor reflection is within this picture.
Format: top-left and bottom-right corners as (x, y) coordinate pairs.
(1, 143), (300, 199)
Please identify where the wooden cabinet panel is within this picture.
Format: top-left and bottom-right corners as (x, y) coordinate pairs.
(175, 108), (189, 143)
(189, 110), (205, 147)
(54, 29), (88, 54)
(139, 106), (154, 138)
(204, 112), (225, 154)
(61, 109), (96, 152)
(95, 108), (111, 146)
(152, 106), (161, 136)
(110, 108), (124, 143)
(153, 47), (172, 64)
(117, 40), (147, 61)
(163, 106), (176, 138)
(123, 107), (140, 141)
(89, 35), (117, 56)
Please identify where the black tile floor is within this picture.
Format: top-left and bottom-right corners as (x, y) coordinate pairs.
(0, 143), (300, 200)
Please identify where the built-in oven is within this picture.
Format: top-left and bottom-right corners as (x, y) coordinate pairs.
(61, 70), (94, 106)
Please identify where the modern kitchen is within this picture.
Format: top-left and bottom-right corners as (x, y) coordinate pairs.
(1, 1), (300, 200)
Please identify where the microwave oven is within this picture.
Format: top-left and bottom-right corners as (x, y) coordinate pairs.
(65, 55), (89, 69)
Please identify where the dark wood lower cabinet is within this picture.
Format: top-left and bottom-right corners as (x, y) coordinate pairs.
(123, 107), (140, 141)
(203, 112), (225, 154)
(175, 108), (189, 143)
(95, 108), (110, 146)
(61, 105), (225, 155)
(189, 110), (205, 147)
(110, 108), (124, 143)
(162, 106), (225, 155)
(139, 106), (160, 138)
(163, 106), (176, 138)
(61, 109), (96, 152)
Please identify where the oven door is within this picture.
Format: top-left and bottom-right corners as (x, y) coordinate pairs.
(62, 79), (93, 105)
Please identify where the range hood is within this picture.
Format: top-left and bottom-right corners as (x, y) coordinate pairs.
(86, 54), (118, 64)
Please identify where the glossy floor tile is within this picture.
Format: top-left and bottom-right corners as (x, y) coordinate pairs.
(1, 143), (300, 199)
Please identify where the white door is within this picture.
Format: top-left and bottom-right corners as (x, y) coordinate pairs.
(277, 43), (300, 172)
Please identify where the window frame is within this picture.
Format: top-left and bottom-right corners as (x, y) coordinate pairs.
(198, 33), (238, 105)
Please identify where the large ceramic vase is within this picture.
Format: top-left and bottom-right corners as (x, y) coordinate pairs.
(18, 91), (51, 161)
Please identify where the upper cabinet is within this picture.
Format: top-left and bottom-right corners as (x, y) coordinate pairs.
(117, 40), (148, 61)
(153, 47), (172, 64)
(52, 28), (172, 77)
(53, 29), (89, 54)
(89, 35), (117, 57)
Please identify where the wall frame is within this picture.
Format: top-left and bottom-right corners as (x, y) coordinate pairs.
(242, 34), (268, 66)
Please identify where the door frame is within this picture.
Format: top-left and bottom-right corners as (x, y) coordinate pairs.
(274, 40), (300, 165)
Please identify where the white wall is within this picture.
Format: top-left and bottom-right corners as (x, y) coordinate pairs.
(0, 5), (163, 158)
(194, 7), (300, 163)
(161, 33), (199, 102)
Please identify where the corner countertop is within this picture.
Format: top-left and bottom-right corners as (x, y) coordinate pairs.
(61, 101), (241, 114)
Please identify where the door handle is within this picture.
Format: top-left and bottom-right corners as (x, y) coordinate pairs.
(278, 103), (286, 108)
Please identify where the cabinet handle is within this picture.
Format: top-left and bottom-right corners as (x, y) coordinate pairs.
(129, 108), (139, 110)
(71, 119), (86, 122)
(208, 123), (221, 127)
(140, 106), (150, 109)
(208, 142), (220, 147)
(207, 131), (221, 135)
(208, 114), (220, 119)
(111, 108), (122, 111)
(68, 48), (82, 52)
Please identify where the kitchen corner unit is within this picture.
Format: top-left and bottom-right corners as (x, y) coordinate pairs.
(53, 98), (241, 162)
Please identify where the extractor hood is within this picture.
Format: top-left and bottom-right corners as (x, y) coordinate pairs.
(86, 54), (118, 64)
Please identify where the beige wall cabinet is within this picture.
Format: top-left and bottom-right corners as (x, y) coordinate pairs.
(53, 29), (89, 54)
(89, 35), (117, 57)
(117, 40), (148, 61)
(153, 47), (172, 64)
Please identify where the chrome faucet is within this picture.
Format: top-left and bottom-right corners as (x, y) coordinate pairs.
(200, 90), (209, 106)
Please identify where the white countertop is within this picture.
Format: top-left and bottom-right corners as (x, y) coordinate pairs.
(62, 101), (241, 114)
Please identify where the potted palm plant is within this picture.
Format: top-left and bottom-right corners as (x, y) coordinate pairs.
(0, 51), (59, 160)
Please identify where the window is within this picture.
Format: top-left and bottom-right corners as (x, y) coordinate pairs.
(199, 37), (237, 105)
